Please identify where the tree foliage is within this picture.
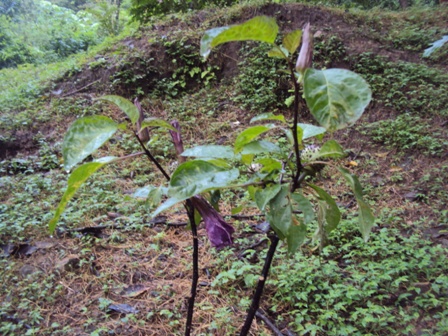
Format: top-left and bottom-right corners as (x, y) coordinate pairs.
(0, 0), (100, 69)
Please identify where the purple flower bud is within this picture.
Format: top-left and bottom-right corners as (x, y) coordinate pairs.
(191, 196), (234, 249)
(295, 22), (313, 73)
(169, 120), (185, 163)
(134, 98), (150, 142)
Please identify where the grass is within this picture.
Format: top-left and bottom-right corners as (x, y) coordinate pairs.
(1, 2), (448, 335)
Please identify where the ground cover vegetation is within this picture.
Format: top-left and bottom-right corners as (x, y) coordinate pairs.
(0, 1), (447, 335)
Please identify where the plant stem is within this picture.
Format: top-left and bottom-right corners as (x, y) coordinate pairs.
(133, 132), (171, 181)
(184, 199), (199, 336)
(239, 234), (280, 336)
(288, 62), (303, 191)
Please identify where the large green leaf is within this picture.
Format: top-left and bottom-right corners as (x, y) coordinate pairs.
(153, 160), (239, 216)
(48, 157), (117, 233)
(62, 116), (119, 171)
(133, 185), (166, 209)
(267, 45), (289, 59)
(250, 112), (286, 124)
(291, 192), (315, 224)
(286, 217), (307, 254)
(256, 158), (282, 173)
(200, 16), (279, 59)
(266, 185), (292, 239)
(283, 29), (302, 54)
(241, 140), (281, 155)
(297, 123), (327, 140)
(234, 125), (275, 153)
(255, 184), (282, 211)
(98, 95), (139, 125)
(303, 68), (372, 132)
(337, 167), (375, 241)
(181, 145), (236, 159)
(317, 140), (346, 159)
(140, 118), (177, 132)
(309, 184), (341, 233)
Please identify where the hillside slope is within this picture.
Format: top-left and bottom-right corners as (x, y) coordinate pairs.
(0, 2), (447, 335)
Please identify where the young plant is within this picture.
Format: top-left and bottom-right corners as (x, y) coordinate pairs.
(48, 16), (374, 335)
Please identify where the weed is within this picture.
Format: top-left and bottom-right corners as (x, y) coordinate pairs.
(313, 35), (348, 68)
(232, 42), (289, 112)
(361, 114), (447, 156)
(153, 38), (218, 97)
(352, 53), (448, 117)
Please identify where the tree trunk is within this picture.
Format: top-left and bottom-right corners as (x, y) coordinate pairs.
(399, 0), (409, 9)
(115, 0), (122, 35)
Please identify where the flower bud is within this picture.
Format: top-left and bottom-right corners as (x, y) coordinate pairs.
(169, 120), (186, 163)
(295, 22), (313, 73)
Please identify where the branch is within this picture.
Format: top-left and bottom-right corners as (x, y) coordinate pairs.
(255, 309), (284, 336)
(288, 62), (303, 191)
(184, 199), (199, 336)
(134, 132), (171, 181)
(60, 80), (100, 97)
(239, 234), (280, 336)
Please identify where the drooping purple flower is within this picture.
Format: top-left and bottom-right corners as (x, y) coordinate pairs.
(169, 120), (234, 248)
(295, 22), (313, 73)
(191, 196), (234, 249)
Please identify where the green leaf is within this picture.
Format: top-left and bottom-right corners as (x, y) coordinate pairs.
(250, 112), (286, 124)
(181, 145), (236, 159)
(286, 217), (307, 254)
(337, 167), (375, 241)
(200, 16), (279, 59)
(266, 185), (292, 239)
(98, 95), (139, 125)
(199, 158), (232, 168)
(241, 154), (255, 165)
(140, 118), (177, 132)
(231, 205), (244, 215)
(209, 189), (221, 211)
(241, 140), (281, 155)
(255, 184), (282, 211)
(133, 185), (154, 198)
(291, 193), (315, 224)
(48, 157), (117, 233)
(169, 160), (239, 198)
(309, 184), (341, 233)
(267, 45), (289, 58)
(63, 116), (119, 171)
(318, 140), (346, 159)
(133, 185), (165, 209)
(423, 35), (448, 58)
(282, 127), (294, 145)
(152, 197), (184, 217)
(256, 158), (282, 173)
(283, 29), (302, 54)
(303, 68), (372, 132)
(297, 123), (326, 140)
(285, 95), (295, 107)
(234, 125), (275, 153)
(153, 161), (239, 217)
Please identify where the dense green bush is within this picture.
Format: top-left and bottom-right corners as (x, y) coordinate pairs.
(304, 0), (439, 10)
(129, 0), (238, 23)
(0, 0), (99, 69)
